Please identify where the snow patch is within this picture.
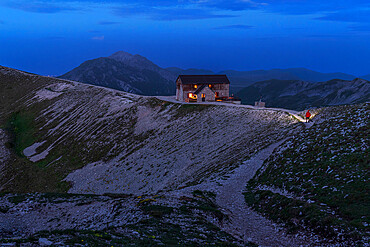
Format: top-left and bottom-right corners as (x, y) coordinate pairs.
(29, 150), (49, 162)
(23, 141), (46, 157)
(34, 89), (62, 101)
(34, 83), (75, 101)
(23, 141), (50, 162)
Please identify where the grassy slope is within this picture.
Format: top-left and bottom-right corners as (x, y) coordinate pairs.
(244, 103), (369, 244)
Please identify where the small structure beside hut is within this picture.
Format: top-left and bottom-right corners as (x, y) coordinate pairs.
(255, 97), (266, 107)
(176, 75), (232, 103)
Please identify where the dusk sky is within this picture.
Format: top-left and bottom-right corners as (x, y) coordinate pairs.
(1, 0), (370, 76)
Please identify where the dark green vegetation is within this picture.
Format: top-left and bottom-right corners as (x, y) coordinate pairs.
(0, 193), (251, 246)
(244, 103), (369, 245)
(236, 78), (369, 110)
(5, 111), (37, 156)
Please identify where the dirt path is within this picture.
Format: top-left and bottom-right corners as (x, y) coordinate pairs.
(214, 139), (313, 246)
(175, 138), (315, 246)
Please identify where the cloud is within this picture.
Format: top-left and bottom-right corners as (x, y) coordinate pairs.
(3, 1), (76, 13)
(98, 21), (121, 25)
(4, 0), (369, 26)
(92, 36), (104, 40)
(114, 6), (236, 21)
(348, 25), (370, 32)
(261, 0), (370, 15)
(315, 9), (370, 23)
(195, 0), (266, 11)
(214, 24), (254, 29)
(44, 36), (65, 40)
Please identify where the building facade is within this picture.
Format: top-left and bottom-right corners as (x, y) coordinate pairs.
(176, 75), (230, 102)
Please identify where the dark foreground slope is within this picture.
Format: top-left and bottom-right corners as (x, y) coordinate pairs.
(236, 78), (370, 110)
(244, 103), (369, 245)
(0, 192), (254, 246)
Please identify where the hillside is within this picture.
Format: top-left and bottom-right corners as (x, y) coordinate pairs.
(236, 78), (370, 110)
(244, 103), (369, 245)
(0, 65), (301, 194)
(0, 65), (306, 246)
(1, 65), (367, 246)
(59, 52), (175, 96)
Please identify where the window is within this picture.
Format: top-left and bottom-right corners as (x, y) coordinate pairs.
(188, 93), (197, 99)
(215, 92), (219, 97)
(209, 84), (212, 88)
(194, 85), (197, 89)
(201, 93), (205, 98)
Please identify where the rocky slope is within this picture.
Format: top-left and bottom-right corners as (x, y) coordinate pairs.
(236, 78), (370, 110)
(0, 65), (307, 246)
(244, 103), (369, 245)
(0, 192), (248, 246)
(0, 65), (301, 195)
(1, 65), (367, 246)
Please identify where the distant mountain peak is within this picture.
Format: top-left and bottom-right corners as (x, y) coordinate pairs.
(109, 50), (134, 58)
(109, 51), (142, 63)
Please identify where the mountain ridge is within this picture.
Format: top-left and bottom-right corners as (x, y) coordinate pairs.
(236, 78), (370, 110)
(59, 51), (364, 96)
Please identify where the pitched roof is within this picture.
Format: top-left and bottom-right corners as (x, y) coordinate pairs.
(178, 75), (230, 84)
(194, 84), (215, 94)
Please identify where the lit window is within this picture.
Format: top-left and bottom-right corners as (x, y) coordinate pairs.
(201, 93), (205, 98)
(209, 84), (212, 88)
(194, 85), (197, 89)
(188, 93), (197, 99)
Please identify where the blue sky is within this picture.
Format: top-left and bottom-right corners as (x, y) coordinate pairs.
(0, 0), (369, 76)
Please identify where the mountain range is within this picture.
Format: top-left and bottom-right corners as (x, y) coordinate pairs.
(236, 78), (370, 110)
(60, 51), (369, 96)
